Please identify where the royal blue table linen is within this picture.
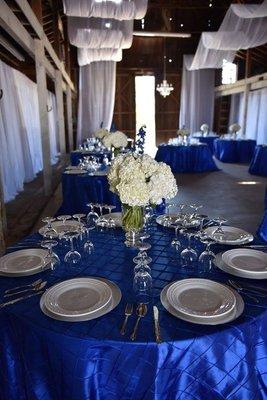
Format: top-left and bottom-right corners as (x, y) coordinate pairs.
(249, 145), (267, 176)
(192, 136), (219, 153)
(214, 139), (256, 163)
(257, 187), (267, 242)
(155, 145), (219, 173)
(70, 151), (111, 166)
(1, 225), (267, 400)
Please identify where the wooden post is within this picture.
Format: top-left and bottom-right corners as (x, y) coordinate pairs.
(66, 86), (74, 150)
(55, 70), (66, 154)
(34, 39), (52, 196)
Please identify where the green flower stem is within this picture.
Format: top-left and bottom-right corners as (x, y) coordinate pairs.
(122, 205), (143, 231)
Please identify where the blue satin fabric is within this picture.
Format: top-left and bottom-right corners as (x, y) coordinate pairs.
(249, 146), (267, 176)
(214, 139), (256, 164)
(1, 226), (267, 400)
(257, 187), (267, 242)
(155, 145), (219, 173)
(70, 151), (111, 166)
(58, 172), (121, 214)
(192, 136), (219, 154)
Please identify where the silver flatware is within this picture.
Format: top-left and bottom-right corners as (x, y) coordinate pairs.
(153, 306), (162, 344)
(130, 303), (147, 341)
(228, 280), (267, 297)
(0, 290), (45, 309)
(4, 281), (47, 298)
(5, 279), (43, 294)
(228, 281), (259, 303)
(120, 303), (133, 335)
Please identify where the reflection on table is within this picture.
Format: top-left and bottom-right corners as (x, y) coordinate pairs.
(155, 144), (219, 173)
(214, 139), (256, 163)
(1, 222), (266, 400)
(70, 150), (111, 166)
(192, 135), (219, 153)
(249, 145), (267, 176)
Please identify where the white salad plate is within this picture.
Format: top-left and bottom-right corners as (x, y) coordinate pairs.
(156, 214), (200, 229)
(161, 280), (244, 325)
(40, 277), (121, 322)
(214, 251), (267, 279)
(104, 212), (122, 227)
(204, 226), (253, 245)
(0, 249), (49, 277)
(166, 279), (236, 319)
(222, 249), (267, 273)
(39, 220), (82, 236)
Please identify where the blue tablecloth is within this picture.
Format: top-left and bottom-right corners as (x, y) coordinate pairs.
(58, 172), (121, 214)
(249, 145), (267, 176)
(192, 136), (219, 154)
(155, 145), (219, 173)
(71, 151), (111, 166)
(257, 187), (267, 242)
(0, 225), (267, 400)
(214, 139), (256, 163)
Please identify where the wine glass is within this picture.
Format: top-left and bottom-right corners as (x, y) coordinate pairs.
(42, 217), (57, 238)
(83, 226), (95, 255)
(63, 231), (81, 266)
(180, 229), (198, 265)
(133, 242), (152, 265)
(171, 222), (182, 253)
(57, 215), (72, 224)
(73, 214), (86, 224)
(133, 265), (152, 304)
(104, 204), (116, 215)
(189, 204), (203, 218)
(199, 239), (216, 273)
(212, 217), (227, 240)
(41, 240), (60, 272)
(134, 259), (151, 275)
(86, 203), (99, 228)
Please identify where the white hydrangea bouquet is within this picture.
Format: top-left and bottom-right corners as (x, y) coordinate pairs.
(108, 153), (177, 232)
(229, 123), (241, 133)
(177, 128), (189, 137)
(200, 124), (209, 135)
(94, 128), (109, 139)
(103, 131), (128, 151)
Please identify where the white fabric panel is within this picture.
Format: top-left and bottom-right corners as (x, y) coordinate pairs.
(188, 1), (267, 70)
(68, 16), (133, 49)
(63, 0), (147, 20)
(246, 87), (267, 144)
(179, 55), (215, 133)
(229, 93), (244, 128)
(47, 92), (60, 164)
(78, 47), (122, 65)
(77, 61), (116, 143)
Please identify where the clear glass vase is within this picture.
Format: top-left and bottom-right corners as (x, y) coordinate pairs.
(122, 204), (144, 247)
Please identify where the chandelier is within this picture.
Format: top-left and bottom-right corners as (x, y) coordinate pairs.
(156, 39), (174, 98)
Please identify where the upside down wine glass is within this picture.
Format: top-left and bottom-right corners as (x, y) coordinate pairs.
(180, 229), (198, 265)
(63, 231), (81, 266)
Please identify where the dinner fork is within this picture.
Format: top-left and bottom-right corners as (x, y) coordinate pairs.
(228, 280), (259, 303)
(4, 281), (47, 298)
(4, 279), (43, 294)
(228, 280), (267, 298)
(120, 303), (133, 335)
(0, 290), (45, 309)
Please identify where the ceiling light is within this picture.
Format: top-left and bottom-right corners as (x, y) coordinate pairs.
(237, 181), (260, 185)
(169, 17), (172, 21)
(156, 39), (174, 98)
(209, 3), (212, 7)
(180, 23), (184, 27)
(169, 59), (172, 63)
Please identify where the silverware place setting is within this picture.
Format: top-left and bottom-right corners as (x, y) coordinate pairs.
(130, 303), (147, 341)
(4, 281), (47, 298)
(153, 306), (162, 344)
(0, 290), (45, 309)
(227, 280), (260, 303)
(120, 303), (133, 335)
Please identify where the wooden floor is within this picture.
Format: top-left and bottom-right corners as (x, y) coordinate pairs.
(4, 158), (267, 246)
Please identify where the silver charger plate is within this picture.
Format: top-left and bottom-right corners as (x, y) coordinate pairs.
(214, 252), (267, 280)
(64, 170), (87, 175)
(104, 212), (122, 228)
(40, 277), (122, 322)
(0, 249), (49, 277)
(204, 226), (253, 245)
(161, 281), (244, 325)
(39, 220), (82, 236)
(156, 214), (200, 229)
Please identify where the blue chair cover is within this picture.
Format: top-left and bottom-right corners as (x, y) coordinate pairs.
(249, 145), (267, 176)
(0, 226), (266, 400)
(70, 151), (111, 166)
(155, 145), (219, 173)
(192, 136), (219, 153)
(214, 139), (256, 163)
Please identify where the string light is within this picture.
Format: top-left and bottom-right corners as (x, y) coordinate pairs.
(141, 18), (145, 30)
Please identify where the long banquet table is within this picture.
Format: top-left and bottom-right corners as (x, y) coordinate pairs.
(249, 145), (267, 176)
(155, 144), (219, 173)
(70, 150), (111, 166)
(0, 224), (267, 400)
(214, 139), (256, 163)
(192, 135), (219, 153)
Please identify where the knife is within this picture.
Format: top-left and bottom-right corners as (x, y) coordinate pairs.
(0, 290), (44, 309)
(153, 306), (162, 344)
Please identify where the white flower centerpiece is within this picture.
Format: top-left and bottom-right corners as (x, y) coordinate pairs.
(200, 124), (209, 136)
(229, 123), (241, 139)
(108, 153), (177, 244)
(177, 128), (190, 145)
(95, 128), (109, 140)
(103, 131), (128, 157)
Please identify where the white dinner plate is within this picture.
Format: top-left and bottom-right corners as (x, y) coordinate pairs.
(104, 212), (122, 227)
(40, 277), (121, 322)
(44, 277), (112, 317)
(64, 170), (87, 175)
(204, 226), (253, 245)
(222, 249), (267, 274)
(156, 214), (200, 229)
(0, 249), (49, 277)
(161, 281), (244, 325)
(214, 252), (267, 279)
(39, 220), (82, 236)
(166, 279), (236, 319)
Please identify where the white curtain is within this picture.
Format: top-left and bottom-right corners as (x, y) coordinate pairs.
(0, 60), (59, 202)
(78, 47), (122, 65)
(246, 87), (267, 144)
(63, 0), (148, 20)
(179, 55), (215, 133)
(77, 61), (116, 143)
(229, 93), (244, 128)
(188, 1), (267, 70)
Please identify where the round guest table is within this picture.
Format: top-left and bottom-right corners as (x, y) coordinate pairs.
(155, 144), (219, 173)
(214, 139), (256, 163)
(70, 150), (111, 166)
(0, 225), (266, 400)
(192, 135), (219, 154)
(249, 145), (267, 176)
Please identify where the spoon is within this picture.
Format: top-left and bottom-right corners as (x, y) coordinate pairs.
(130, 303), (147, 341)
(4, 281), (47, 298)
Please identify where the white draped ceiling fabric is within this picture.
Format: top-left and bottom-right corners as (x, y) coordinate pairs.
(64, 0), (148, 143)
(179, 55), (215, 133)
(0, 59), (59, 203)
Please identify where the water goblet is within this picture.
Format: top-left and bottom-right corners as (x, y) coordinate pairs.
(73, 214), (86, 224)
(180, 229), (198, 265)
(41, 239), (60, 272)
(57, 215), (72, 224)
(198, 239), (216, 273)
(133, 242), (152, 265)
(86, 203), (99, 228)
(133, 266), (152, 304)
(171, 222), (182, 253)
(134, 259), (151, 275)
(41, 216), (58, 239)
(212, 217), (228, 240)
(189, 204), (203, 218)
(63, 231), (81, 266)
(83, 226), (95, 255)
(104, 204), (116, 215)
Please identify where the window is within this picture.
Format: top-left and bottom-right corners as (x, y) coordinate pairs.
(222, 59), (237, 84)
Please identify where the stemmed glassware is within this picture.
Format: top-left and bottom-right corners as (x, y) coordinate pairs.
(171, 222), (182, 253)
(41, 239), (60, 272)
(73, 214), (86, 224)
(86, 203), (99, 227)
(63, 231), (81, 266)
(133, 262), (153, 304)
(83, 226), (95, 255)
(105, 204), (116, 215)
(143, 206), (154, 230)
(189, 204), (203, 217)
(198, 238), (216, 273)
(212, 217), (227, 240)
(42, 217), (57, 238)
(57, 215), (72, 225)
(180, 229), (198, 265)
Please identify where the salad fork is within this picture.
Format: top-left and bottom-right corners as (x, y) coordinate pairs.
(120, 303), (133, 335)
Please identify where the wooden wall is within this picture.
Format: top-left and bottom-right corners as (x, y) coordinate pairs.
(113, 69), (181, 144)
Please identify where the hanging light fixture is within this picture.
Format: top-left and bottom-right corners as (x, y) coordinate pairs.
(156, 39), (174, 98)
